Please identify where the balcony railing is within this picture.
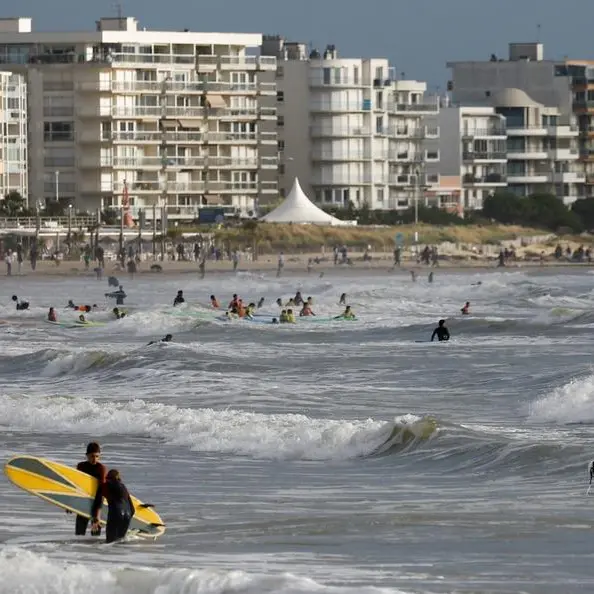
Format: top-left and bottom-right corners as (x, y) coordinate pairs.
(81, 105), (275, 119)
(462, 127), (506, 137)
(84, 81), (275, 94)
(463, 151), (507, 160)
(102, 156), (277, 169)
(111, 180), (276, 194)
(310, 126), (372, 137)
(463, 173), (506, 184)
(387, 101), (439, 114)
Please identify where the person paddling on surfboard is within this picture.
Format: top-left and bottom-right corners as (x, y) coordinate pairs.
(92, 469), (135, 544)
(76, 442), (107, 536)
(48, 307), (57, 322)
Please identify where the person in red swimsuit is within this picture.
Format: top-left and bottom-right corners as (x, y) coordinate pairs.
(75, 442), (107, 536)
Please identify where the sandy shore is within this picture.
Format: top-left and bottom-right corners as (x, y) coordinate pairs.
(2, 252), (593, 279)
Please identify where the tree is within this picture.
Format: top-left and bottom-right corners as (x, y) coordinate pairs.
(100, 209), (118, 225)
(0, 191), (27, 216)
(482, 191), (527, 225)
(571, 198), (594, 231)
(43, 200), (66, 217)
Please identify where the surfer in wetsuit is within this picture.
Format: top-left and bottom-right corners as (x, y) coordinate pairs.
(147, 334), (173, 346)
(12, 295), (29, 310)
(173, 290), (185, 307)
(431, 319), (450, 342)
(76, 442), (107, 536)
(91, 469), (135, 544)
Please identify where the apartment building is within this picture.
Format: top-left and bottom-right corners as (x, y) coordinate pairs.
(262, 38), (439, 210)
(0, 16), (278, 219)
(0, 70), (27, 201)
(447, 42), (589, 199)
(435, 105), (507, 210)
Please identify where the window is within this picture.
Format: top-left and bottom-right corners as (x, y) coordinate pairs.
(276, 91), (284, 102)
(376, 91), (383, 110)
(333, 68), (341, 84)
(277, 66), (284, 78)
(323, 68), (331, 84)
(377, 188), (384, 202)
(376, 116), (384, 134)
(324, 189), (332, 202)
(278, 116), (284, 127)
(353, 66), (359, 85)
(375, 66), (383, 81)
(43, 121), (74, 142)
(279, 163), (285, 174)
(278, 140), (285, 152)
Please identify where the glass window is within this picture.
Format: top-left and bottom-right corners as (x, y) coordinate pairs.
(375, 66), (383, 81)
(323, 68), (331, 84)
(276, 91), (284, 102)
(333, 68), (341, 84)
(43, 121), (74, 142)
(353, 67), (359, 85)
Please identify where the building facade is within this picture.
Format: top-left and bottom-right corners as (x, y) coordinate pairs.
(0, 70), (27, 201)
(0, 16), (278, 219)
(435, 105), (506, 210)
(447, 42), (588, 200)
(262, 38), (439, 210)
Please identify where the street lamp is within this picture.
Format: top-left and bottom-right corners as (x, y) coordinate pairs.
(55, 171), (60, 204)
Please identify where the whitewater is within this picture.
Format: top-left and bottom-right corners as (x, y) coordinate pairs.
(1, 268), (594, 593)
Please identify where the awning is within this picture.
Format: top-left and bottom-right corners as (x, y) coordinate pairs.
(202, 194), (224, 205)
(160, 119), (179, 129)
(178, 119), (202, 128)
(205, 94), (227, 109)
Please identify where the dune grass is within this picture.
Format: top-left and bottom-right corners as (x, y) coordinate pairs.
(209, 223), (547, 254)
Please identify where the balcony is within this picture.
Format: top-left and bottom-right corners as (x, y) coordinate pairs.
(310, 102), (367, 113)
(506, 124), (547, 136)
(461, 127), (506, 138)
(387, 101), (439, 114)
(573, 100), (594, 111)
(547, 124), (579, 137)
(194, 55), (276, 71)
(548, 148), (579, 160)
(388, 151), (425, 162)
(553, 170), (586, 183)
(311, 176), (373, 185)
(308, 76), (364, 88)
(506, 172), (549, 183)
(78, 80), (274, 95)
(109, 130), (275, 144)
(310, 126), (371, 138)
(111, 180), (275, 195)
(506, 147), (548, 160)
(462, 173), (507, 186)
(108, 156), (276, 169)
(388, 174), (415, 185)
(462, 151), (507, 162)
(310, 150), (374, 161)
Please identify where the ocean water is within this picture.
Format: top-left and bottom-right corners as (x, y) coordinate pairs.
(1, 268), (594, 593)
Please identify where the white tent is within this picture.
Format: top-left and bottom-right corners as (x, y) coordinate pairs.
(260, 178), (353, 226)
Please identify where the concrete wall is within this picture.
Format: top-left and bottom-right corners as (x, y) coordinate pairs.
(277, 60), (311, 199)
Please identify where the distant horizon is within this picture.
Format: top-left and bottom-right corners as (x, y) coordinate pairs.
(6, 0), (594, 88)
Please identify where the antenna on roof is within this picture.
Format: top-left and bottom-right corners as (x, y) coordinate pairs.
(536, 23), (541, 42)
(112, 2), (123, 21)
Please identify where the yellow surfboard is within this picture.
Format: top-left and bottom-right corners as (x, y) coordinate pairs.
(4, 455), (165, 539)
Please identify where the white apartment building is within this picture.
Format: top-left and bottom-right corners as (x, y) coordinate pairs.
(447, 42), (590, 199)
(262, 39), (439, 210)
(0, 16), (278, 218)
(0, 70), (27, 201)
(492, 88), (582, 204)
(435, 105), (507, 210)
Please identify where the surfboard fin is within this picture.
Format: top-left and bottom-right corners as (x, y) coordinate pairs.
(139, 503), (155, 509)
(150, 522), (165, 527)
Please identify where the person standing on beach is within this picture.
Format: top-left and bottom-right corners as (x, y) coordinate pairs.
(199, 258), (206, 279)
(277, 252), (284, 277)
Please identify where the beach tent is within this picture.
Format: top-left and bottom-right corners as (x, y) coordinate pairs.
(260, 178), (352, 226)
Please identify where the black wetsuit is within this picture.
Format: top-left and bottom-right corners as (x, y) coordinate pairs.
(101, 478), (135, 543)
(75, 461), (107, 535)
(431, 326), (450, 342)
(173, 296), (185, 306)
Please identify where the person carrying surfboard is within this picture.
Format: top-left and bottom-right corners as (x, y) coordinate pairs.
(75, 442), (107, 536)
(91, 469), (135, 543)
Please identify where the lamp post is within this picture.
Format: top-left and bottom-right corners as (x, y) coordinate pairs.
(67, 204), (72, 256)
(54, 171), (60, 204)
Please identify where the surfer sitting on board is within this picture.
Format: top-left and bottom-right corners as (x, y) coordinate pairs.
(91, 469), (135, 544)
(335, 306), (355, 320)
(76, 442), (107, 536)
(48, 308), (57, 322)
(431, 320), (450, 342)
